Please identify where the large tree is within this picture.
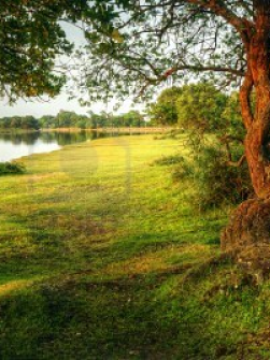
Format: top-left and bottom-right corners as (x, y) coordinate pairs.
(0, 0), (87, 101)
(80, 0), (270, 277)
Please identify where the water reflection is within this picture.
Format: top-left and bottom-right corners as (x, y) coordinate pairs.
(0, 130), (124, 162)
(49, 131), (107, 146)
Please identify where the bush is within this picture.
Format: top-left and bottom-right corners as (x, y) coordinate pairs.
(0, 162), (25, 176)
(153, 154), (186, 166)
(171, 159), (194, 182)
(194, 146), (252, 208)
(153, 129), (185, 140)
(171, 145), (253, 209)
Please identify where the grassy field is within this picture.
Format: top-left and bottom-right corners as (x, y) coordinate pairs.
(0, 134), (270, 359)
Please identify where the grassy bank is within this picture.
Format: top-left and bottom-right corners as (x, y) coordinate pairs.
(0, 135), (269, 359)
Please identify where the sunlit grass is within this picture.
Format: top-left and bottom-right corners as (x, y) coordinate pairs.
(0, 135), (269, 359)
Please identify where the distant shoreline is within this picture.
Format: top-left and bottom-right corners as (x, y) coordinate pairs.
(0, 129), (39, 134)
(0, 127), (177, 134)
(41, 127), (176, 133)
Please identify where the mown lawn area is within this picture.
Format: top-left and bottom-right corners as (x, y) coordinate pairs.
(0, 135), (270, 359)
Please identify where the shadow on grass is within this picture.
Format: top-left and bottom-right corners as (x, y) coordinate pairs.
(0, 269), (243, 360)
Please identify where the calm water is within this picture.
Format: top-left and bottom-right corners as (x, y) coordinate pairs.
(0, 131), (107, 162)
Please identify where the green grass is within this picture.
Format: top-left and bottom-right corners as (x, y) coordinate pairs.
(0, 135), (269, 359)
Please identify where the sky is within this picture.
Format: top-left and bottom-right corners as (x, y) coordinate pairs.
(0, 92), (135, 118)
(0, 22), (138, 118)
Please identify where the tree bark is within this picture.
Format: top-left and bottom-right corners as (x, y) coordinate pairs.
(243, 4), (270, 198)
(221, 4), (270, 281)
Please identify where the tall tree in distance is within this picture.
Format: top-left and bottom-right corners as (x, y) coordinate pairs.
(0, 0), (87, 101)
(80, 1), (270, 276)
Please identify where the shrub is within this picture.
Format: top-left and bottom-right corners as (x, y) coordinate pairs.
(0, 162), (25, 176)
(153, 154), (186, 166)
(193, 146), (252, 209)
(170, 145), (252, 210)
(154, 129), (185, 140)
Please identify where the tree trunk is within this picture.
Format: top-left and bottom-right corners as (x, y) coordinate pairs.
(221, 6), (270, 281)
(243, 6), (270, 199)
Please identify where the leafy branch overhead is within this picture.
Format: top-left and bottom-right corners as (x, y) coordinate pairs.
(79, 0), (254, 103)
(0, 0), (88, 101)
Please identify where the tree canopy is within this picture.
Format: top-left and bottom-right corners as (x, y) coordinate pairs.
(0, 0), (87, 101)
(147, 86), (182, 126)
(79, 0), (252, 104)
(147, 83), (243, 136)
(176, 83), (228, 132)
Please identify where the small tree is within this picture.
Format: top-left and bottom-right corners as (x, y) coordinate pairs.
(176, 83), (227, 132)
(147, 86), (182, 126)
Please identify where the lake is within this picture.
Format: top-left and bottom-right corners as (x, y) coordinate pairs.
(0, 131), (107, 162)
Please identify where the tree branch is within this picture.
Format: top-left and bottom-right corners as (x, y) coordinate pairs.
(186, 0), (255, 38)
(239, 70), (254, 129)
(162, 64), (244, 78)
(226, 154), (246, 167)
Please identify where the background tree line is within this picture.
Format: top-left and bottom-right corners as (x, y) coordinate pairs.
(0, 110), (147, 130)
(0, 83), (244, 131)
